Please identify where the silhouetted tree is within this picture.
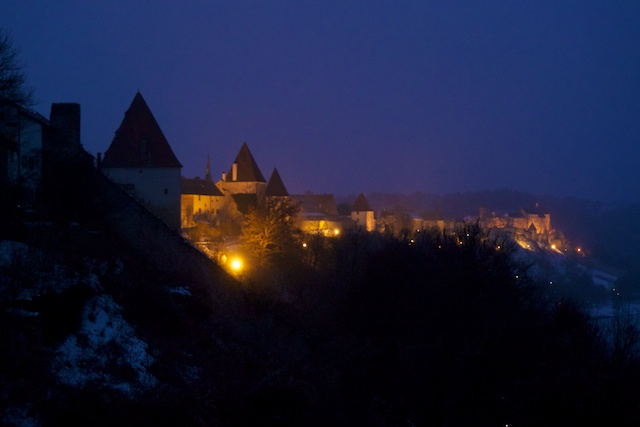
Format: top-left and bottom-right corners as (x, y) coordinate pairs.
(1, 29), (33, 155)
(0, 30), (34, 235)
(0, 29), (33, 108)
(241, 197), (301, 259)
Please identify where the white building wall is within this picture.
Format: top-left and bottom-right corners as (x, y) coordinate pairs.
(351, 211), (375, 232)
(102, 167), (181, 229)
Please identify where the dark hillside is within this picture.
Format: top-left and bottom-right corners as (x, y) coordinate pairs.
(2, 164), (640, 425)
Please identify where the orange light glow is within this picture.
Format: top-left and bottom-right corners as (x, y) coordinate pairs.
(230, 258), (243, 272)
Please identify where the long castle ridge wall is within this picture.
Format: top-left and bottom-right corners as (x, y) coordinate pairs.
(85, 164), (239, 305)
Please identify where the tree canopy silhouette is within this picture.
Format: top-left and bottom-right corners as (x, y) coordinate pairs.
(241, 197), (301, 259)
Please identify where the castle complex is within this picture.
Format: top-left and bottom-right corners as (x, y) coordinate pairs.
(96, 92), (565, 251)
(2, 91), (563, 253)
(97, 93), (376, 235)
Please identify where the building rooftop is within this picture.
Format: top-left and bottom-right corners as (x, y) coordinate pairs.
(101, 92), (182, 168)
(352, 193), (373, 212)
(225, 142), (265, 182)
(265, 168), (289, 197)
(291, 194), (339, 217)
(181, 177), (224, 196)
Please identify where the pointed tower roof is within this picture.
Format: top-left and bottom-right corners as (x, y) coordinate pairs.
(352, 193), (373, 212)
(205, 153), (212, 181)
(226, 142), (266, 182)
(265, 168), (289, 196)
(101, 92), (182, 168)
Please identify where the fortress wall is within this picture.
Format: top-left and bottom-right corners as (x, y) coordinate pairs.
(86, 166), (238, 305)
(530, 214), (551, 234)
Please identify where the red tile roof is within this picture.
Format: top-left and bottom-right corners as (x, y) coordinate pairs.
(101, 92), (182, 168)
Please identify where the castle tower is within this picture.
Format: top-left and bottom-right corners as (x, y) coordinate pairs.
(351, 193), (375, 232)
(265, 168), (289, 197)
(217, 142), (266, 197)
(100, 92), (182, 229)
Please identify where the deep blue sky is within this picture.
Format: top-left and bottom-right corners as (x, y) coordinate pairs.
(3, 1), (639, 202)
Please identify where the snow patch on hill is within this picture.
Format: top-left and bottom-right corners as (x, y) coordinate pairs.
(52, 294), (157, 395)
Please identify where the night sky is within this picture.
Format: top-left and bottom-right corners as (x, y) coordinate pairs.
(3, 1), (639, 202)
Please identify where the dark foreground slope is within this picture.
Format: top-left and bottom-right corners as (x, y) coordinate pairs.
(2, 160), (640, 426)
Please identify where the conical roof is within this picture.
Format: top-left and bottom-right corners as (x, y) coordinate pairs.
(352, 193), (373, 212)
(101, 92), (182, 168)
(265, 168), (289, 196)
(226, 142), (265, 182)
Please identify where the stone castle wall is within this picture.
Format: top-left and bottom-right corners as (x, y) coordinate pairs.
(86, 166), (238, 305)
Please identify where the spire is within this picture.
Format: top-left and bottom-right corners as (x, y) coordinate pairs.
(265, 168), (289, 196)
(226, 142), (266, 182)
(101, 92), (181, 168)
(205, 153), (212, 181)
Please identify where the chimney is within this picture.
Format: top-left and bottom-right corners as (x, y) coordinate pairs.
(231, 163), (238, 181)
(221, 171), (227, 181)
(50, 103), (81, 151)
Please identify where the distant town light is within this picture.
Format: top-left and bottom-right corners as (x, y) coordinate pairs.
(333, 228), (340, 236)
(302, 242), (308, 248)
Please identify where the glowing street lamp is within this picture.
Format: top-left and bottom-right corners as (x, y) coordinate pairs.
(230, 258), (243, 273)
